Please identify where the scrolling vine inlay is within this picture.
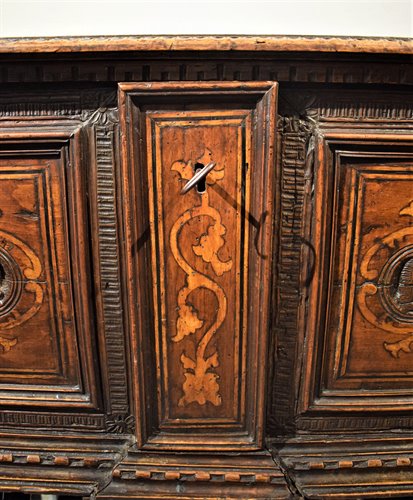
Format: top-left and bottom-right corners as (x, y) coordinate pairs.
(358, 200), (413, 358)
(170, 150), (232, 407)
(0, 231), (44, 353)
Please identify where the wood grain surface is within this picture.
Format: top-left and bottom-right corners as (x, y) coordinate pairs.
(0, 40), (411, 500)
(119, 81), (277, 450)
(0, 35), (411, 54)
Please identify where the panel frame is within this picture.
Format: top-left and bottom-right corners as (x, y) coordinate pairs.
(118, 81), (278, 450)
(301, 128), (413, 415)
(0, 121), (100, 411)
(147, 108), (250, 428)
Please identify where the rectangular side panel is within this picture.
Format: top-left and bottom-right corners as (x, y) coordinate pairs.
(303, 132), (413, 415)
(120, 82), (277, 449)
(0, 130), (99, 412)
(148, 111), (250, 426)
(0, 158), (78, 385)
(326, 165), (413, 391)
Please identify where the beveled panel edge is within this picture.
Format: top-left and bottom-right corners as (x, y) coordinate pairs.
(301, 129), (413, 415)
(118, 81), (278, 450)
(0, 118), (100, 417)
(269, 92), (413, 435)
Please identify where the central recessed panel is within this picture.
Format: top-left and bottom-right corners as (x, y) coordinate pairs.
(120, 81), (277, 449)
(147, 111), (250, 425)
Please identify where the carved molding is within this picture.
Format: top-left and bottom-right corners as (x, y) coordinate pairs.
(2, 35), (412, 55)
(106, 413), (136, 434)
(297, 415), (413, 431)
(0, 102), (82, 118)
(280, 89), (413, 125)
(272, 433), (413, 498)
(273, 434), (413, 477)
(113, 468), (282, 483)
(286, 456), (413, 471)
(90, 106), (131, 419)
(110, 450), (287, 490)
(267, 115), (313, 434)
(0, 452), (116, 469)
(103, 449), (289, 498)
(1, 59), (411, 86)
(0, 89), (116, 119)
(309, 101), (413, 122)
(0, 411), (106, 429)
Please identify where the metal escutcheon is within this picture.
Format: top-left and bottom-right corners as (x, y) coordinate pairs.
(180, 162), (216, 194)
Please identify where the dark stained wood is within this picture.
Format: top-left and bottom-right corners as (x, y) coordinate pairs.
(101, 450), (289, 499)
(0, 36), (412, 500)
(1, 54), (411, 87)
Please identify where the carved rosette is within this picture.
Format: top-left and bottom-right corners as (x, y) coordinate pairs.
(106, 413), (136, 434)
(0, 231), (44, 352)
(170, 151), (232, 407)
(358, 200), (413, 358)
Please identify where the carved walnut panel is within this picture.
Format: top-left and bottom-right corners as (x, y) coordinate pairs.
(302, 131), (413, 414)
(330, 165), (413, 381)
(0, 124), (100, 411)
(119, 82), (277, 450)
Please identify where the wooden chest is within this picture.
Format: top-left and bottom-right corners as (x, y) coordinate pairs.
(0, 35), (412, 499)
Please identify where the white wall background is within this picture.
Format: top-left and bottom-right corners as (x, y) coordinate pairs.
(0, 0), (412, 38)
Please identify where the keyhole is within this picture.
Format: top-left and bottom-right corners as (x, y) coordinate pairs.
(194, 162), (206, 193)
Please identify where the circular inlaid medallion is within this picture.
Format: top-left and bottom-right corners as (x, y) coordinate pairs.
(0, 247), (23, 318)
(379, 244), (413, 323)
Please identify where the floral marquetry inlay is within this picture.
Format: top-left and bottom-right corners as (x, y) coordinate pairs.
(358, 199), (413, 358)
(0, 231), (44, 353)
(170, 153), (232, 407)
(121, 81), (276, 449)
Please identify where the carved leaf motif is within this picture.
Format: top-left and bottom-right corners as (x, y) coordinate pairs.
(106, 413), (135, 434)
(193, 222), (233, 276)
(384, 334), (413, 358)
(173, 298), (203, 343)
(180, 353), (196, 371)
(171, 160), (194, 181)
(83, 107), (118, 126)
(400, 200), (413, 217)
(178, 352), (221, 407)
(171, 148), (225, 187)
(0, 336), (17, 352)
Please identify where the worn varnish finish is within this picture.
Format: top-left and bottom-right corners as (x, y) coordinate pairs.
(0, 124), (100, 411)
(119, 81), (277, 451)
(301, 131), (413, 414)
(0, 36), (412, 499)
(0, 35), (411, 54)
